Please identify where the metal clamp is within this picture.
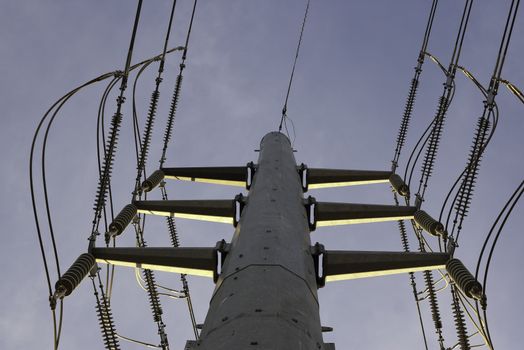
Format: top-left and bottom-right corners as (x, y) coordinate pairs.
(311, 242), (326, 287)
(298, 163), (308, 192)
(214, 240), (231, 282)
(246, 161), (257, 190)
(304, 196), (317, 231)
(233, 193), (247, 227)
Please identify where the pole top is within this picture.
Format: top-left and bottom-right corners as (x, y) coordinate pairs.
(260, 131), (291, 147)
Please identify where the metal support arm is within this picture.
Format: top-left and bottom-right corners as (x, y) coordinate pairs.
(162, 163), (256, 188)
(304, 168), (392, 190)
(134, 199), (236, 224)
(317, 250), (449, 286)
(92, 247), (218, 279)
(310, 201), (417, 228)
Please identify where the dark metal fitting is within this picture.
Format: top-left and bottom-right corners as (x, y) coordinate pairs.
(155, 77), (163, 84)
(214, 240), (230, 282)
(49, 287), (66, 310)
(305, 196), (317, 231)
(391, 160), (398, 172)
(414, 194), (423, 210)
(416, 54), (424, 72)
(215, 239), (230, 254)
(233, 193), (246, 227)
(447, 236), (457, 256)
(87, 234), (97, 253)
(485, 90), (497, 109)
(311, 242), (326, 287)
(311, 242), (325, 255)
(445, 75), (454, 89)
(246, 161), (257, 189)
(113, 70), (124, 78)
(116, 96), (126, 104)
(180, 63), (186, 69)
(298, 163), (308, 191)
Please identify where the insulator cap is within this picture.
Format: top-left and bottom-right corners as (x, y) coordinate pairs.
(55, 253), (96, 296)
(108, 204), (137, 236)
(141, 170), (165, 192)
(446, 258), (483, 301)
(389, 173), (410, 197)
(414, 210), (445, 237)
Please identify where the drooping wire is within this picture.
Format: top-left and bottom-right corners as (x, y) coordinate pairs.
(30, 45), (184, 350)
(133, 0), (178, 199)
(392, 0), (438, 173)
(443, 4), (521, 349)
(403, 3), (475, 348)
(278, 0), (310, 136)
(442, 0), (520, 247)
(30, 74), (115, 349)
(153, 0), (201, 340)
(499, 79), (524, 104)
(474, 179), (523, 349)
(390, 2), (439, 349)
(414, 0), (473, 203)
(107, 2), (181, 348)
(91, 0), (143, 237)
(90, 2), (145, 348)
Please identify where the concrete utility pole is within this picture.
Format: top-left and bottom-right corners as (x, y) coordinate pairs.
(56, 131), (458, 349)
(195, 131), (327, 349)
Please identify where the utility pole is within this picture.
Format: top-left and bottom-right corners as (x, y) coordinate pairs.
(193, 131), (327, 349)
(53, 131), (466, 349)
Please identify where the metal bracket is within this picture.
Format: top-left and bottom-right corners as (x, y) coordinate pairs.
(246, 161), (257, 190)
(214, 239), (231, 282)
(311, 242), (326, 287)
(298, 163), (308, 192)
(304, 196), (317, 231)
(233, 193), (247, 227)
(414, 194), (423, 210)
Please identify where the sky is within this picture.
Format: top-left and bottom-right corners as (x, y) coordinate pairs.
(1, 0), (523, 349)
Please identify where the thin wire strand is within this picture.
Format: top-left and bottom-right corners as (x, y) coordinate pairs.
(278, 0), (311, 132)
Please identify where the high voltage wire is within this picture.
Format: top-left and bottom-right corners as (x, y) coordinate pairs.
(278, 0), (311, 143)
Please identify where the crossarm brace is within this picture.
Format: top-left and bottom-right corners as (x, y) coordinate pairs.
(92, 247), (218, 279)
(303, 167), (392, 190)
(308, 200), (417, 229)
(315, 249), (449, 286)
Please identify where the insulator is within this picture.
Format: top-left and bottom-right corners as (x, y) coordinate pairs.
(108, 204), (137, 237)
(95, 294), (120, 349)
(451, 286), (471, 350)
(421, 95), (449, 181)
(138, 90), (160, 171)
(141, 170), (165, 192)
(166, 216), (180, 247)
(163, 74), (183, 152)
(94, 112), (123, 213)
(424, 270), (443, 330)
(143, 269), (163, 322)
(55, 253), (95, 297)
(446, 258), (483, 301)
(414, 210), (446, 237)
(389, 173), (410, 197)
(397, 219), (410, 252)
(394, 77), (418, 159)
(454, 117), (490, 223)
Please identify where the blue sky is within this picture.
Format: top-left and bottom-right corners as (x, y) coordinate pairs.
(1, 1), (523, 349)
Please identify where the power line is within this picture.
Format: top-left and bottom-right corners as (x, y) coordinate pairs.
(278, 0), (311, 135)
